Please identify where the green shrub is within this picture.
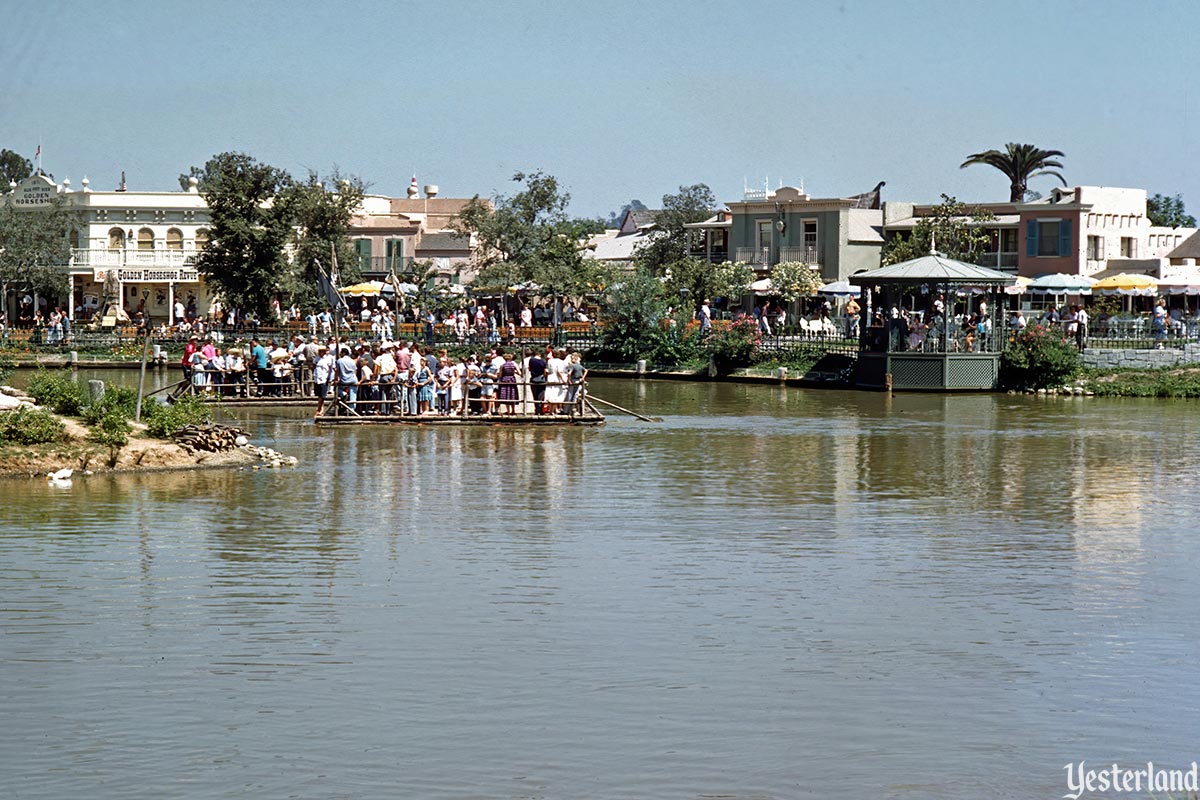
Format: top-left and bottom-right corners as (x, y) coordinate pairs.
(26, 370), (87, 416)
(87, 406), (131, 448)
(645, 326), (701, 368)
(703, 315), (761, 372)
(0, 405), (65, 444)
(0, 356), (15, 385)
(1000, 324), (1081, 390)
(81, 386), (138, 426)
(1084, 367), (1200, 398)
(144, 393), (211, 439)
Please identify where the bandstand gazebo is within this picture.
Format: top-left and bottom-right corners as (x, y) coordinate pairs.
(849, 254), (1015, 390)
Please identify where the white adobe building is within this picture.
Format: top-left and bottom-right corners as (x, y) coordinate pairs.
(3, 172), (214, 324)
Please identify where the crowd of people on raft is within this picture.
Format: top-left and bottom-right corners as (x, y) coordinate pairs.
(181, 333), (590, 418)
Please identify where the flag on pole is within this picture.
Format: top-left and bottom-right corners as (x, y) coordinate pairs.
(314, 258), (347, 315)
(34, 145), (40, 159)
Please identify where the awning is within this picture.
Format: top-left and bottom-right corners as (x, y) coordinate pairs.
(817, 280), (858, 297)
(339, 280), (387, 297)
(1092, 273), (1158, 296)
(1026, 273), (1096, 295)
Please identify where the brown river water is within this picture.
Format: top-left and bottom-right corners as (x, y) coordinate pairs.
(1, 370), (1198, 798)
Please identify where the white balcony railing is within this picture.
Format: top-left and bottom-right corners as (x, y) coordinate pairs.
(779, 246), (819, 265)
(70, 248), (201, 269)
(733, 246), (821, 266)
(735, 246), (771, 265)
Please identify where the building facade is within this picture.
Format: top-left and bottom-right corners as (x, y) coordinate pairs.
(347, 182), (476, 285)
(2, 172), (214, 324)
(691, 186), (885, 282)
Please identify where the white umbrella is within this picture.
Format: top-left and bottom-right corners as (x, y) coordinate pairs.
(750, 278), (773, 294)
(1027, 273), (1096, 295)
(817, 280), (857, 297)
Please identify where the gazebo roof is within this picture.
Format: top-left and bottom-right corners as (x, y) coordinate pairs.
(850, 254), (1015, 285)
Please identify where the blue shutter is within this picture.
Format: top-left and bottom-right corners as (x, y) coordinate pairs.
(1026, 220), (1038, 257)
(1058, 218), (1072, 257)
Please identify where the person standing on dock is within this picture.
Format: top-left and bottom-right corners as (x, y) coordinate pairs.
(313, 345), (333, 416)
(395, 341), (412, 415)
(528, 349), (547, 413)
(566, 353), (587, 415)
(375, 342), (398, 415)
(336, 346), (359, 413)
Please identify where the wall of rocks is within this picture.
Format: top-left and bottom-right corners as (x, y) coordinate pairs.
(1083, 344), (1200, 370)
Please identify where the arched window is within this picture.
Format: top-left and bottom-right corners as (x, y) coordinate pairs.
(138, 228), (154, 251)
(108, 228), (126, 249)
(166, 228), (183, 251)
(194, 228), (209, 251)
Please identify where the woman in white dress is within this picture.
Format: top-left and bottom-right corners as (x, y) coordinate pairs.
(544, 349), (567, 413)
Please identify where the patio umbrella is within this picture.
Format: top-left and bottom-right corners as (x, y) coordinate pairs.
(817, 279), (857, 297)
(1093, 273), (1158, 296)
(339, 280), (386, 297)
(1156, 280), (1200, 296)
(1027, 273), (1096, 295)
(1004, 275), (1032, 295)
(749, 278), (774, 294)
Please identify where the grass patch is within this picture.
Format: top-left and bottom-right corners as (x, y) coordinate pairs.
(1083, 366), (1200, 398)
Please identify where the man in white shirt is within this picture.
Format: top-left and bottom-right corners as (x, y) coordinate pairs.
(374, 342), (398, 415)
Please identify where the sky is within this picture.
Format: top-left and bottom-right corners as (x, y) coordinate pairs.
(4, 0), (1198, 219)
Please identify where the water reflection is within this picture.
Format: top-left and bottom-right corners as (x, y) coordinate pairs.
(2, 377), (1199, 798)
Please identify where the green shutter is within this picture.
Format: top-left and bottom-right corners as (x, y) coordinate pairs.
(1026, 220), (1038, 257)
(386, 239), (405, 270)
(1058, 218), (1072, 257)
(354, 239), (372, 271)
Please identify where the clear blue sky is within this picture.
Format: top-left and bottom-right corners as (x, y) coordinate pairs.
(4, 0), (1197, 218)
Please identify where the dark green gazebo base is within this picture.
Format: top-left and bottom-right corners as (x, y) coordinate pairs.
(854, 352), (1000, 390)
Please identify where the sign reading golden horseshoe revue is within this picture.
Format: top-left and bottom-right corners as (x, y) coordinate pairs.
(92, 268), (199, 283)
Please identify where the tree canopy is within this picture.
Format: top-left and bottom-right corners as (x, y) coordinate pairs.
(0, 193), (79, 295)
(960, 143), (1066, 202)
(453, 170), (612, 297)
(285, 170), (366, 308)
(769, 261), (824, 302)
(1147, 193), (1197, 228)
(194, 152), (295, 318)
(0, 149), (32, 188)
(881, 195), (996, 265)
(635, 183), (716, 273)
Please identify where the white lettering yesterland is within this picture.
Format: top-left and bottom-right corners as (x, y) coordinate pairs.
(1064, 761), (1199, 799)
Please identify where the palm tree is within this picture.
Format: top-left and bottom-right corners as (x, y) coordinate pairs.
(960, 143), (1066, 202)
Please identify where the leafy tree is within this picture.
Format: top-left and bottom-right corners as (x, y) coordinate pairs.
(0, 193), (79, 295)
(662, 257), (751, 308)
(177, 165), (205, 191)
(452, 170), (609, 298)
(635, 183), (716, 273)
(596, 268), (669, 361)
(960, 143), (1066, 202)
(1147, 193), (1197, 228)
(284, 169), (366, 309)
(711, 260), (754, 300)
(194, 152), (294, 318)
(882, 195), (996, 266)
(769, 261), (823, 302)
(0, 149), (32, 187)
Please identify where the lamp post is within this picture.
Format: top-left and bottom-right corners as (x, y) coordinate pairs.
(135, 289), (152, 422)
